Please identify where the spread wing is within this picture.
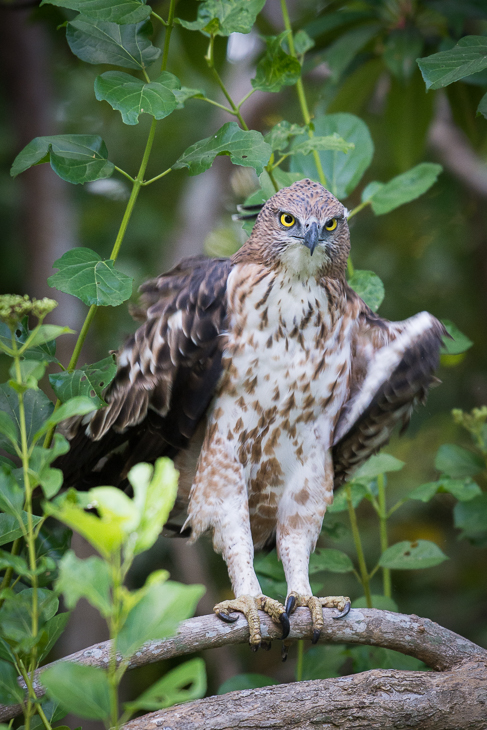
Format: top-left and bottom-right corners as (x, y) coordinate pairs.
(332, 305), (446, 488)
(60, 256), (232, 487)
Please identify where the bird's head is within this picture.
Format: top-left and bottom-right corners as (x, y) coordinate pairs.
(238, 179), (350, 278)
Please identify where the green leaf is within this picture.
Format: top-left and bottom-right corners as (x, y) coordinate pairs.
(440, 320), (473, 355)
(173, 86), (206, 108)
(27, 325), (74, 349)
(56, 551), (112, 616)
(41, 0), (151, 24)
(0, 513), (42, 547)
(177, 0), (265, 36)
(328, 483), (367, 513)
(348, 645), (426, 673)
(264, 121), (306, 152)
(95, 71), (181, 125)
(251, 32), (301, 93)
(407, 481), (440, 502)
(454, 493), (487, 539)
(379, 540), (448, 570)
(117, 580), (204, 658)
(302, 645), (347, 680)
(38, 611), (71, 662)
(0, 413), (18, 449)
(353, 453), (405, 480)
(49, 355), (117, 408)
(435, 444), (484, 478)
(0, 549), (29, 576)
(41, 663), (110, 720)
(409, 478), (482, 502)
(0, 466), (23, 518)
(0, 659), (25, 705)
(0, 384), (53, 452)
(417, 36), (487, 90)
(217, 673), (278, 694)
(48, 247), (133, 307)
(0, 319), (60, 365)
(11, 135), (114, 185)
(126, 658), (206, 711)
(67, 17), (160, 69)
(309, 548), (354, 574)
(293, 29), (314, 56)
(318, 24), (380, 83)
(173, 122), (271, 176)
(477, 91), (487, 119)
(34, 396), (96, 443)
(0, 589), (58, 646)
(383, 29), (423, 82)
(367, 163), (442, 215)
(291, 134), (354, 156)
(9, 360), (47, 392)
(348, 270), (384, 312)
(352, 595), (398, 611)
(129, 458), (179, 554)
(29, 434), (70, 498)
(290, 113), (373, 198)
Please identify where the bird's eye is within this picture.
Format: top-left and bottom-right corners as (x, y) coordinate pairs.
(280, 213), (295, 228)
(325, 218), (338, 231)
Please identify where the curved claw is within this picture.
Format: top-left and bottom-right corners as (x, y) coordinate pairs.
(280, 611), (290, 640)
(312, 628), (321, 644)
(216, 611), (239, 624)
(281, 643), (289, 662)
(285, 594), (297, 615)
(332, 600), (351, 620)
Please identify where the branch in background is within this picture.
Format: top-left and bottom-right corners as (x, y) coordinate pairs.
(1, 608), (486, 723)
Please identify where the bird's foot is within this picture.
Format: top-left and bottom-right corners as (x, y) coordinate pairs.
(214, 594), (288, 648)
(284, 593), (351, 644)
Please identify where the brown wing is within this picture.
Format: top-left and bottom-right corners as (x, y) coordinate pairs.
(332, 305), (446, 488)
(59, 256), (232, 487)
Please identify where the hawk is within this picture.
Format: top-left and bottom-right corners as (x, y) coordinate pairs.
(60, 179), (445, 648)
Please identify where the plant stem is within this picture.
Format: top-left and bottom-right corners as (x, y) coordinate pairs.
(198, 96), (236, 114)
(237, 88), (256, 109)
(377, 473), (391, 598)
(205, 35), (249, 130)
(347, 200), (370, 220)
(142, 167), (172, 186)
(345, 484), (372, 607)
(114, 165), (135, 183)
(296, 639), (304, 681)
(279, 0), (327, 188)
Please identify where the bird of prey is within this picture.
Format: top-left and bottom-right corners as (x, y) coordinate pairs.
(61, 179), (445, 648)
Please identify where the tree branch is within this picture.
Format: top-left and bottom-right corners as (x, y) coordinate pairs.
(1, 608), (486, 724)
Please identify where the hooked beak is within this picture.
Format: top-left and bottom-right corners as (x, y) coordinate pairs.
(303, 221), (319, 256)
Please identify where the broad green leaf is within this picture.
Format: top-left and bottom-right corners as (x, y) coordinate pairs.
(435, 444), (484, 478)
(0, 513), (41, 547)
(11, 135), (114, 185)
(34, 396), (96, 442)
(352, 595), (398, 611)
(383, 29), (423, 82)
(117, 580), (204, 658)
(95, 71), (180, 125)
(264, 121), (306, 152)
(0, 659), (25, 705)
(409, 478), (482, 502)
(441, 320), (473, 355)
(126, 658), (206, 710)
(417, 36), (487, 90)
(328, 483), (367, 513)
(67, 17), (160, 69)
(253, 550), (284, 582)
(0, 589), (58, 645)
(348, 645), (426, 673)
(38, 612), (71, 662)
(302, 645), (347, 680)
(56, 551), (112, 616)
(26, 325), (74, 349)
(129, 458), (179, 554)
(173, 122), (271, 176)
(49, 355), (117, 408)
(41, 0), (151, 24)
(477, 91), (487, 119)
(173, 86), (206, 108)
(407, 481), (440, 502)
(361, 180), (383, 203)
(0, 466), (23, 518)
(379, 540), (448, 570)
(177, 0), (265, 36)
(348, 270), (384, 311)
(42, 663), (110, 720)
(44, 500), (124, 558)
(367, 163), (442, 215)
(318, 24), (380, 83)
(251, 32), (301, 93)
(291, 134), (354, 156)
(353, 453), (405, 480)
(309, 548), (354, 574)
(259, 168), (303, 197)
(294, 29), (314, 56)
(0, 549), (28, 576)
(0, 638), (16, 663)
(0, 413), (18, 449)
(29, 434), (70, 499)
(9, 360), (46, 390)
(218, 673), (278, 694)
(88, 486), (140, 535)
(0, 319), (60, 365)
(48, 247), (133, 307)
(454, 493), (487, 539)
(290, 113), (373, 198)
(0, 384), (53, 452)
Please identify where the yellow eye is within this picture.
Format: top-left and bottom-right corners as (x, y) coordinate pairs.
(280, 213), (295, 228)
(325, 218), (338, 231)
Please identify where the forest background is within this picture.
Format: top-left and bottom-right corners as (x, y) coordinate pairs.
(0, 0), (486, 726)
